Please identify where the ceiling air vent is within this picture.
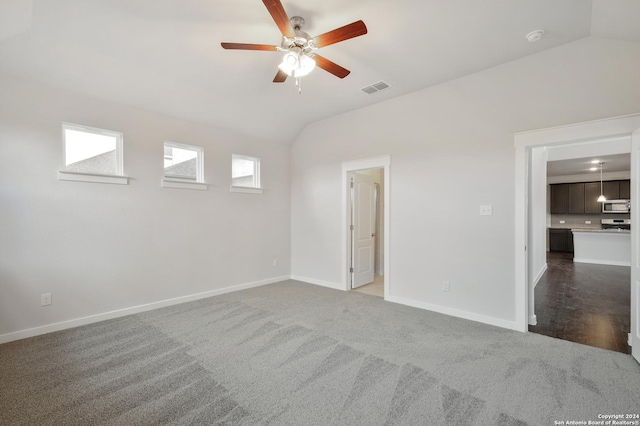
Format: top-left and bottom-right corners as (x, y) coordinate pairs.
(361, 80), (391, 94)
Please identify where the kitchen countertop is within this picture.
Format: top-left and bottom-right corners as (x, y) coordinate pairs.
(570, 228), (631, 234)
(548, 225), (599, 230)
(572, 228), (631, 266)
(547, 222), (600, 229)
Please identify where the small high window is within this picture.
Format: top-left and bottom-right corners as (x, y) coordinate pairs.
(232, 154), (260, 189)
(62, 123), (123, 176)
(163, 142), (204, 182)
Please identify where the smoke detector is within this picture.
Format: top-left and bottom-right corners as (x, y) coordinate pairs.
(525, 30), (545, 43)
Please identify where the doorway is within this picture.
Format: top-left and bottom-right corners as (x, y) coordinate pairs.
(350, 168), (384, 297)
(514, 113), (640, 364)
(341, 155), (391, 300)
(530, 148), (632, 353)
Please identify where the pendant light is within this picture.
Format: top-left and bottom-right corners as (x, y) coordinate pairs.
(597, 162), (606, 202)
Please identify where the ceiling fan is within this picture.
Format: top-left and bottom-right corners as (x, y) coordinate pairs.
(221, 0), (367, 92)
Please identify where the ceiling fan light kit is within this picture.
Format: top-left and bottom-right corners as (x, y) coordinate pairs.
(221, 0), (367, 93)
(278, 54), (315, 77)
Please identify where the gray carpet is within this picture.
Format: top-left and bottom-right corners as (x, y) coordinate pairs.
(1, 280), (639, 425)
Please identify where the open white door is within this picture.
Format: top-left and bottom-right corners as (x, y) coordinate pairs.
(351, 172), (375, 288)
(631, 129), (640, 363)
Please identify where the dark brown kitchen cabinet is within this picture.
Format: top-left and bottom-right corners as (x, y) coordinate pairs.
(568, 183), (585, 214)
(551, 182), (586, 214)
(549, 228), (573, 253)
(550, 184), (568, 214)
(551, 180), (630, 215)
(603, 181), (620, 200)
(584, 182), (602, 213)
(620, 180), (631, 199)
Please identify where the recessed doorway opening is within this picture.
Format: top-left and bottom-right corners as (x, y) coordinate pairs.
(341, 155), (391, 300)
(514, 113), (640, 364)
(349, 168), (384, 297)
(529, 150), (632, 353)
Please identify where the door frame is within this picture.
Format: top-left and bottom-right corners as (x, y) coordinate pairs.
(342, 155), (391, 298)
(514, 113), (640, 362)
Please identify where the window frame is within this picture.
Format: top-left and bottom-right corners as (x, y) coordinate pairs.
(163, 141), (204, 182)
(58, 122), (127, 185)
(230, 154), (262, 193)
(161, 141), (207, 190)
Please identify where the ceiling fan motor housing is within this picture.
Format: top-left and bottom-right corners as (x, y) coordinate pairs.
(283, 16), (314, 49)
(290, 16), (305, 30)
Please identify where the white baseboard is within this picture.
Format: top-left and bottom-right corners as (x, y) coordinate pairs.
(386, 295), (520, 331)
(290, 276), (520, 331)
(0, 275), (289, 345)
(532, 263), (547, 288)
(528, 315), (537, 326)
(290, 275), (344, 291)
(573, 258), (630, 267)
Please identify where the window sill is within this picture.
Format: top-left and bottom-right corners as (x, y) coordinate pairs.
(58, 170), (128, 185)
(230, 186), (263, 194)
(162, 178), (207, 191)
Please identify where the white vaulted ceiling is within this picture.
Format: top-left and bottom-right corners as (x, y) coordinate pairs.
(1, 0), (639, 144)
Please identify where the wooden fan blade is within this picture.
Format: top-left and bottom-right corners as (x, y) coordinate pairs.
(313, 55), (350, 79)
(262, 0), (296, 38)
(273, 69), (288, 83)
(313, 20), (367, 48)
(221, 42), (278, 51)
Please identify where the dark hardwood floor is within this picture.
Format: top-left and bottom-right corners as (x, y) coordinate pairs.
(529, 252), (631, 354)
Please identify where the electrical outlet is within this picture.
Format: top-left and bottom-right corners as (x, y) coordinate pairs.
(442, 281), (450, 292)
(479, 205), (492, 216)
(272, 259), (278, 267)
(41, 293), (52, 306)
(585, 220), (591, 224)
(559, 220), (565, 224)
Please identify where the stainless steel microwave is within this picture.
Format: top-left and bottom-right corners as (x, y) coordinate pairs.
(603, 199), (630, 213)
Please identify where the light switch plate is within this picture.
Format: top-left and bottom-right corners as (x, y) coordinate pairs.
(479, 205), (492, 216)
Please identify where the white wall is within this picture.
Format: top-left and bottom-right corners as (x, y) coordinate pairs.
(527, 146), (547, 325)
(547, 171), (631, 184)
(0, 74), (291, 339)
(529, 146), (547, 289)
(291, 36), (640, 328)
